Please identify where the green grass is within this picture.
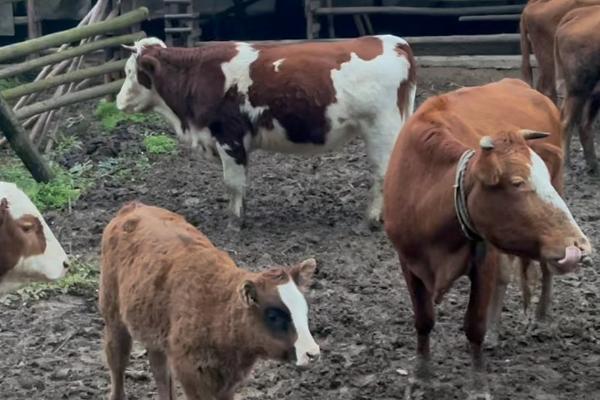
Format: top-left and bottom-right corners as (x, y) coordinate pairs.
(0, 158), (92, 212)
(95, 99), (161, 131)
(13, 260), (99, 302)
(0, 77), (22, 91)
(144, 134), (177, 155)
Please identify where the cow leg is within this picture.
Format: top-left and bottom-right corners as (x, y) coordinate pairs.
(148, 349), (175, 400)
(174, 361), (218, 400)
(486, 254), (512, 348)
(103, 321), (132, 400)
(535, 261), (554, 322)
(216, 143), (248, 225)
(401, 262), (434, 379)
(363, 118), (399, 225)
(580, 95), (600, 175)
(561, 94), (586, 169)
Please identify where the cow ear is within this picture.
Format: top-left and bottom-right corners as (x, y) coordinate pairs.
(239, 280), (259, 307)
(474, 137), (502, 186)
(121, 44), (136, 53)
(0, 198), (8, 225)
(139, 55), (160, 77)
(518, 129), (550, 141)
(290, 258), (317, 291)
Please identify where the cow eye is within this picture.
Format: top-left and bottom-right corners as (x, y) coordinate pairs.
(510, 177), (526, 188)
(264, 307), (291, 332)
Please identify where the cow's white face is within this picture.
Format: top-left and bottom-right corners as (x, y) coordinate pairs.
(116, 37), (166, 114)
(0, 183), (69, 293)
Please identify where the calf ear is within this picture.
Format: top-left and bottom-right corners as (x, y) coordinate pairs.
(290, 258), (317, 291)
(0, 198), (8, 225)
(239, 280), (258, 307)
(474, 137), (502, 186)
(139, 55), (160, 77)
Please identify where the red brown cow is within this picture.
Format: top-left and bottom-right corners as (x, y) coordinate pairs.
(384, 79), (591, 386)
(555, 5), (600, 174)
(519, 0), (593, 103)
(99, 202), (320, 400)
(0, 182), (69, 294)
(116, 36), (416, 226)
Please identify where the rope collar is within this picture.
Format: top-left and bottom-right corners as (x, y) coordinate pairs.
(453, 149), (482, 242)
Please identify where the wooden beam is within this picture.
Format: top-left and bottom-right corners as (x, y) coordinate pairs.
(15, 79), (124, 120)
(314, 5), (524, 16)
(0, 95), (52, 182)
(0, 7), (149, 63)
(459, 14), (521, 22)
(0, 32), (145, 80)
(1, 60), (126, 100)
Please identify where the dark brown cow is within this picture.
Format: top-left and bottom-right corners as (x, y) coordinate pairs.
(383, 79), (591, 386)
(519, 0), (594, 103)
(100, 202), (320, 400)
(116, 36), (416, 226)
(555, 5), (600, 174)
(0, 182), (69, 293)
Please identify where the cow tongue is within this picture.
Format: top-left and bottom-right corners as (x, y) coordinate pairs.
(558, 245), (582, 268)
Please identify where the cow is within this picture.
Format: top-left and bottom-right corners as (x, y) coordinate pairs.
(554, 5), (600, 174)
(383, 79), (592, 388)
(116, 36), (416, 227)
(519, 0), (594, 103)
(0, 182), (69, 294)
(99, 201), (320, 400)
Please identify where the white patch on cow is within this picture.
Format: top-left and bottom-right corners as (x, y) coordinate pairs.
(0, 182), (68, 290)
(528, 150), (580, 229)
(272, 58), (285, 72)
(277, 280), (320, 367)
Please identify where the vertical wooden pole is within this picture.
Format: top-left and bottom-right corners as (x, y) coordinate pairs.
(0, 96), (53, 183)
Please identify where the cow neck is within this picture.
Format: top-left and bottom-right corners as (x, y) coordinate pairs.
(453, 149), (482, 242)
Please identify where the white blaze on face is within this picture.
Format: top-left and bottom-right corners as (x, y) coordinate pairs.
(277, 280), (320, 366)
(528, 150), (582, 231)
(0, 182), (69, 283)
(116, 37), (166, 113)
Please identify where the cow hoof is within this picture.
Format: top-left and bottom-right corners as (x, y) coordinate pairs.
(414, 357), (433, 382)
(485, 330), (500, 349)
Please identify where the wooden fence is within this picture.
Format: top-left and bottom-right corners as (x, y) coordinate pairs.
(0, 5), (149, 182)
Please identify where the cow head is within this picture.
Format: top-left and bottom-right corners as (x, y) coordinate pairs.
(116, 37), (167, 114)
(239, 258), (320, 367)
(0, 186), (69, 293)
(466, 130), (591, 273)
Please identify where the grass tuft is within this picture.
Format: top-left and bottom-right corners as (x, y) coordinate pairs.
(94, 100), (160, 131)
(144, 134), (178, 155)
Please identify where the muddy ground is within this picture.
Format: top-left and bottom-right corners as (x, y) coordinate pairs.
(1, 66), (599, 400)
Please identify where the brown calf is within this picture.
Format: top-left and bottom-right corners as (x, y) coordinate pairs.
(520, 0), (590, 103)
(384, 79), (591, 387)
(555, 5), (600, 174)
(99, 202), (320, 400)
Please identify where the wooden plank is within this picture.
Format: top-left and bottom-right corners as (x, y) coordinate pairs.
(2, 60), (127, 100)
(0, 95), (53, 182)
(0, 4), (14, 36)
(314, 5), (524, 16)
(0, 32), (146, 80)
(0, 7), (149, 63)
(15, 79), (124, 120)
(459, 14), (521, 22)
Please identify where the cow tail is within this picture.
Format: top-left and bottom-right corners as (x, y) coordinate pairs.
(520, 16), (533, 86)
(553, 34), (565, 105)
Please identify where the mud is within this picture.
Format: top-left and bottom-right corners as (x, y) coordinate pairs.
(1, 67), (599, 400)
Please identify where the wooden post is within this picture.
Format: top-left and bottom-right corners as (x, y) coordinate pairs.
(26, 0), (40, 40)
(0, 95), (53, 183)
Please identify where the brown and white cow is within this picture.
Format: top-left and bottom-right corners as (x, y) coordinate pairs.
(383, 79), (591, 384)
(116, 36), (416, 225)
(519, 0), (596, 103)
(555, 5), (600, 174)
(99, 201), (320, 400)
(0, 182), (69, 294)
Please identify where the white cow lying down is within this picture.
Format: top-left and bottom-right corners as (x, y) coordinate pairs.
(0, 182), (69, 294)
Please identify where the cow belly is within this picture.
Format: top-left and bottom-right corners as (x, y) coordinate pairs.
(253, 117), (360, 155)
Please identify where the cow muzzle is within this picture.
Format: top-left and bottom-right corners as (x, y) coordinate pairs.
(295, 342), (321, 368)
(545, 237), (593, 274)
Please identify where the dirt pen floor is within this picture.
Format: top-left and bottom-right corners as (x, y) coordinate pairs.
(1, 66), (599, 400)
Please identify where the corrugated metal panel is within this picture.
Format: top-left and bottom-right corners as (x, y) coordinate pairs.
(34, 0), (92, 20)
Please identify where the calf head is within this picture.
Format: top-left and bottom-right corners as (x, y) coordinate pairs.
(0, 198), (69, 290)
(239, 258), (320, 367)
(116, 37), (167, 114)
(467, 130), (591, 273)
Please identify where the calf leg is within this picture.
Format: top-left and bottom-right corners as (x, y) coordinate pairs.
(561, 94), (586, 169)
(103, 321), (132, 400)
(535, 262), (554, 322)
(580, 95), (600, 175)
(362, 116), (402, 225)
(401, 262), (434, 378)
(148, 350), (175, 400)
(173, 361), (219, 400)
(486, 254), (512, 347)
(216, 143), (248, 223)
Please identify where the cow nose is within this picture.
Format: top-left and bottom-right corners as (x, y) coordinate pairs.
(63, 261), (70, 269)
(306, 351), (320, 361)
